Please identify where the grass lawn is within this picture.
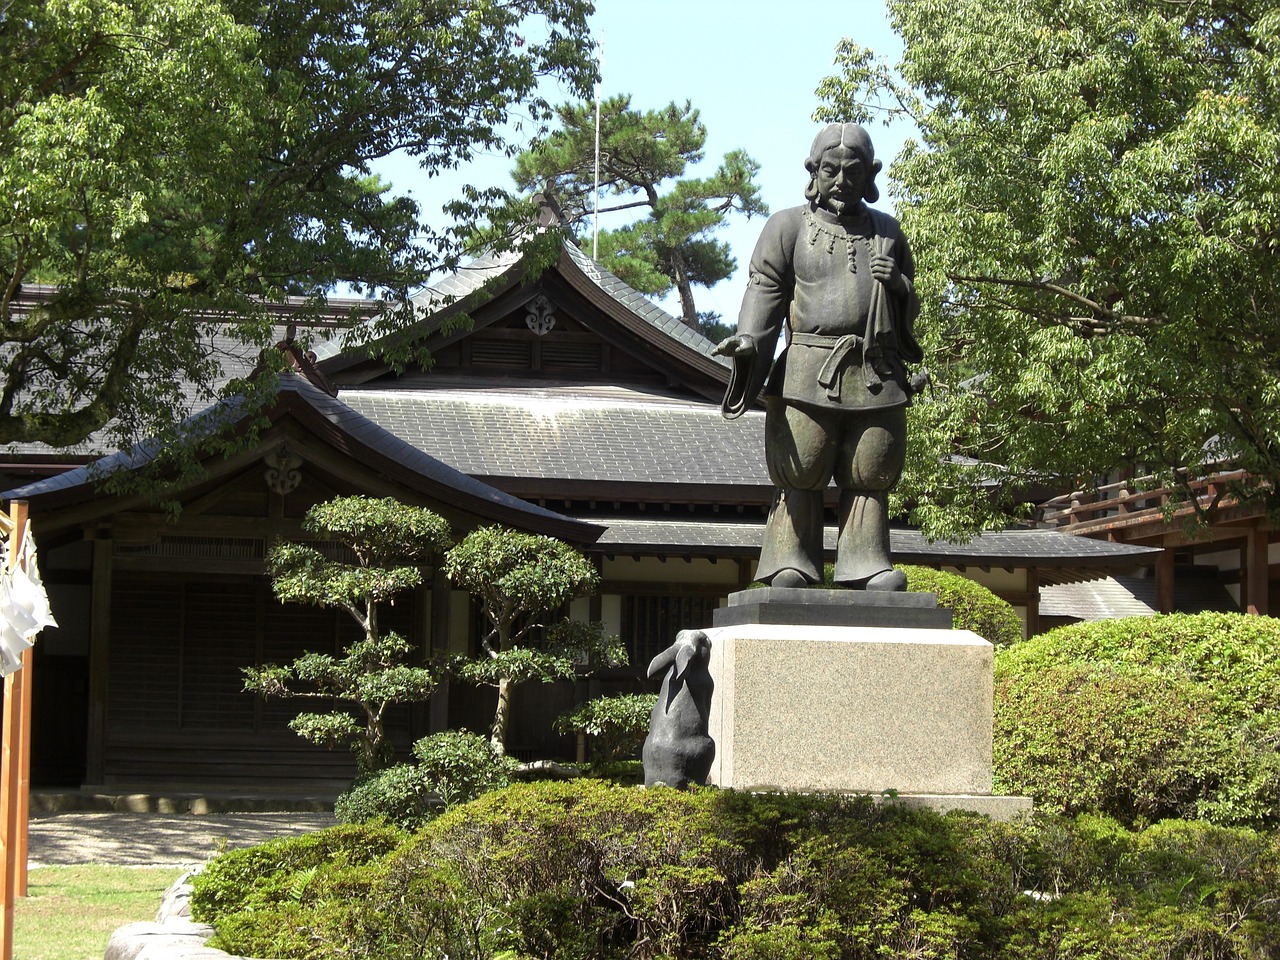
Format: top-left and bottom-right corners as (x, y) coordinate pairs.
(14, 865), (185, 960)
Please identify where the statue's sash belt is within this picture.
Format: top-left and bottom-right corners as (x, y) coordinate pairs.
(791, 331), (864, 401)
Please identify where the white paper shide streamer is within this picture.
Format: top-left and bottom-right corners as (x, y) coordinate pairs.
(0, 525), (56, 676)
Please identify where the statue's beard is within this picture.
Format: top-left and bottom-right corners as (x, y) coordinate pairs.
(821, 194), (860, 217)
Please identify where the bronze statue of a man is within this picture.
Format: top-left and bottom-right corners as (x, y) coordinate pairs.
(715, 123), (924, 591)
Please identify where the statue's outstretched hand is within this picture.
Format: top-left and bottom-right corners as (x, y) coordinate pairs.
(713, 334), (757, 358)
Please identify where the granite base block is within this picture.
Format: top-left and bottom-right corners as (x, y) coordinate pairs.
(706, 622), (996, 797)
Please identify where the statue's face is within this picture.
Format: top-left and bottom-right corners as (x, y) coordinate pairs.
(813, 144), (870, 215)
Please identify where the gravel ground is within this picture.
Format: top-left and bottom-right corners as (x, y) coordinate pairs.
(27, 812), (338, 867)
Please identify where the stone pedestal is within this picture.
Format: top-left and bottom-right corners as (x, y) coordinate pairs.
(704, 590), (1031, 819)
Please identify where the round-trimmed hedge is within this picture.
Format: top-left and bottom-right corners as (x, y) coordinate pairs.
(191, 781), (1280, 960)
(994, 612), (1280, 827)
(900, 564), (1022, 645)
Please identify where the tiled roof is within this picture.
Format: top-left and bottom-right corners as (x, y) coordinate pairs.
(1039, 577), (1159, 620)
(892, 528), (1161, 566)
(1, 326), (305, 460)
(310, 249), (523, 365)
(559, 242), (727, 363)
(1, 375), (602, 542)
(1040, 570), (1237, 619)
(339, 386), (769, 485)
(592, 518), (1159, 569)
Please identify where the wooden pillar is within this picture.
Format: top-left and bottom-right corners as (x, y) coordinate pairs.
(0, 658), (20, 960)
(85, 532), (113, 785)
(1024, 567), (1040, 638)
(1155, 547), (1175, 614)
(428, 569), (450, 735)
(1246, 525), (1270, 616)
(1, 501), (29, 960)
(13, 645), (28, 901)
(12, 506), (30, 901)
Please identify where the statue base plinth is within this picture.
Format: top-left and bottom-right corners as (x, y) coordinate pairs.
(713, 587), (954, 630)
(705, 619), (1030, 821)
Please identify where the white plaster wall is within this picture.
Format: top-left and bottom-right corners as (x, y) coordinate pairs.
(941, 566), (1026, 595)
(600, 594), (622, 638)
(1199, 548), (1241, 572)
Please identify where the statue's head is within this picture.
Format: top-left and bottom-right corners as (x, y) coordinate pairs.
(804, 123), (881, 213)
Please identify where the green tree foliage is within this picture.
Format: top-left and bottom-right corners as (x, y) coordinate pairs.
(334, 730), (520, 829)
(192, 782), (1280, 960)
(2, 0), (594, 450)
(553, 692), (656, 764)
(994, 612), (1280, 826)
(817, 2), (1280, 536)
(514, 95), (767, 332)
(443, 526), (621, 753)
(244, 497), (451, 773)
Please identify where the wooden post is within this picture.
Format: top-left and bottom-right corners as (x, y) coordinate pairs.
(1156, 547), (1176, 615)
(1246, 525), (1270, 616)
(12, 504), (29, 901)
(0, 500), (29, 960)
(13, 646), (28, 902)
(1024, 566), (1040, 638)
(0, 670), (18, 960)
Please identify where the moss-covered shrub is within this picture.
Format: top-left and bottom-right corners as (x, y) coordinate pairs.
(995, 612), (1280, 827)
(193, 781), (1280, 959)
(334, 729), (519, 828)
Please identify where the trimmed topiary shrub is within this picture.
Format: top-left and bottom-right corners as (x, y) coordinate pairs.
(554, 693), (657, 763)
(995, 612), (1280, 827)
(193, 781), (1280, 960)
(334, 729), (520, 829)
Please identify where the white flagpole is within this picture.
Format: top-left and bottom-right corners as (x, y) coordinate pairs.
(593, 42), (603, 261)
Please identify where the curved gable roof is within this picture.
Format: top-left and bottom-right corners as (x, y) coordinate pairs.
(313, 237), (732, 400)
(3, 374), (603, 544)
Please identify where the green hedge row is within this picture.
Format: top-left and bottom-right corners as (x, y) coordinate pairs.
(191, 781), (1280, 960)
(994, 612), (1280, 827)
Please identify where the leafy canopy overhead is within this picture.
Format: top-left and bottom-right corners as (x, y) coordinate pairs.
(2, 0), (595, 450)
(513, 95), (766, 334)
(818, 1), (1280, 536)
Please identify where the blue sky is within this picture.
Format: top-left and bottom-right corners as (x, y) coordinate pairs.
(377, 0), (911, 325)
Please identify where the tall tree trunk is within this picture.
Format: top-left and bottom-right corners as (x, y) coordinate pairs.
(669, 245), (699, 328)
(490, 620), (513, 754)
(491, 675), (512, 755)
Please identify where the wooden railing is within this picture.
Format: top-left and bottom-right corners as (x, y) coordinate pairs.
(1038, 469), (1251, 534)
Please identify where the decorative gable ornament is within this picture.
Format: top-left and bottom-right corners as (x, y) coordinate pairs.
(264, 445), (303, 495)
(525, 295), (557, 335)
